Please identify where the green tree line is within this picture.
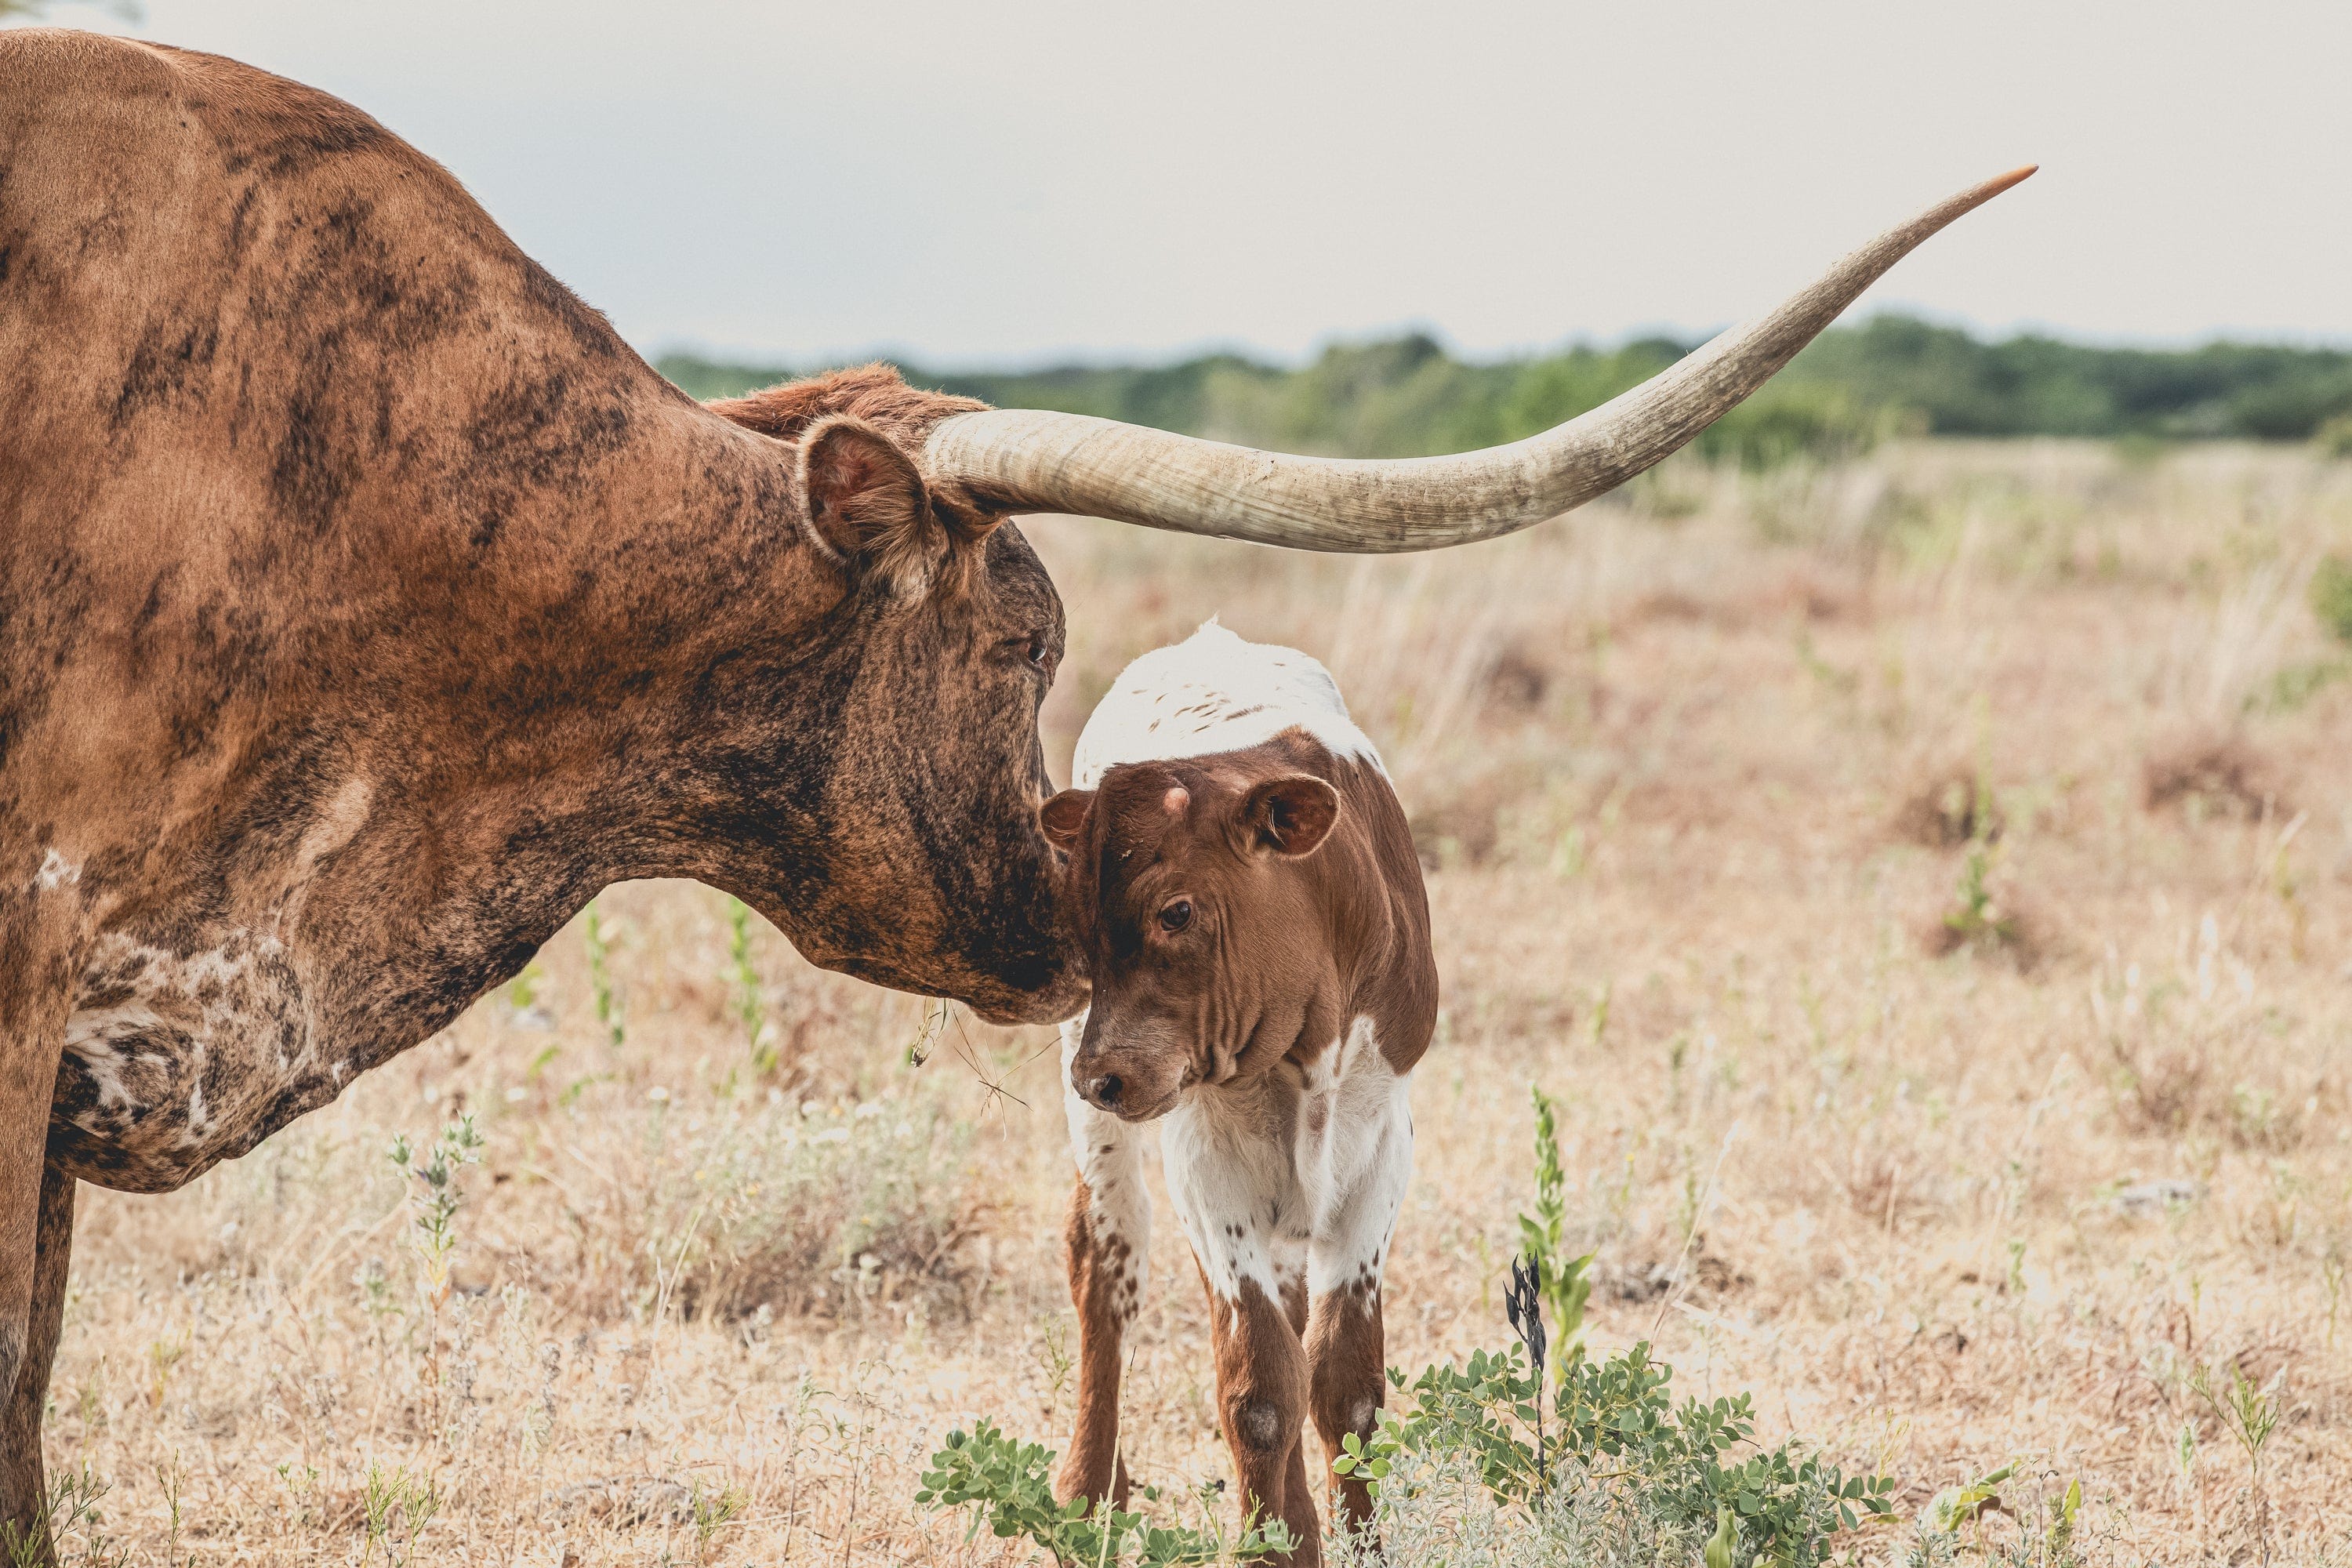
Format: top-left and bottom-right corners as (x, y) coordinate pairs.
(660, 314), (2352, 466)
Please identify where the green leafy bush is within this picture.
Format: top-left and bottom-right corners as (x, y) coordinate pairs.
(1330, 1090), (1893, 1566)
(916, 1421), (1292, 1566)
(1333, 1341), (1890, 1566)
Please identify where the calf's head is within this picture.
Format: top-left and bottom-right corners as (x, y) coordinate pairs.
(1041, 757), (1343, 1120)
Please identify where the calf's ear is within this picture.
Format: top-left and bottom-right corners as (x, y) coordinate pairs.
(1237, 775), (1341, 858)
(796, 415), (945, 597)
(1040, 789), (1095, 851)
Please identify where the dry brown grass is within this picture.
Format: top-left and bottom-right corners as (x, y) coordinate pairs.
(45, 441), (2352, 1564)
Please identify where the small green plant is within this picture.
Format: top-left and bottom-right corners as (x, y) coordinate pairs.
(726, 896), (779, 1073)
(358, 1464), (441, 1568)
(2190, 1361), (2281, 1555)
(1923, 1459), (2015, 1530)
(2311, 553), (2352, 645)
(1036, 1314), (1075, 1403)
(688, 1479), (748, 1566)
(0, 1462), (129, 1568)
(583, 897), (625, 1048)
(1940, 844), (2019, 954)
(1911, 1467), (2085, 1568)
(916, 1420), (1293, 1565)
(1518, 1087), (1595, 1382)
(504, 958), (547, 1013)
(353, 1254), (403, 1334)
(389, 1114), (485, 1313)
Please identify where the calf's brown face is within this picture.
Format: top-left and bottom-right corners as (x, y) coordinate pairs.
(1041, 758), (1342, 1120)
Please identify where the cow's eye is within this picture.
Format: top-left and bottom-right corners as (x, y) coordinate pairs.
(1025, 633), (1052, 669)
(1157, 899), (1193, 934)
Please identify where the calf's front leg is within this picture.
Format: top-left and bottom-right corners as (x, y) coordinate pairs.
(1055, 1016), (1151, 1509)
(0, 877), (86, 1555)
(1164, 1100), (1323, 1565)
(1306, 1067), (1414, 1537)
(1204, 1272), (1319, 1566)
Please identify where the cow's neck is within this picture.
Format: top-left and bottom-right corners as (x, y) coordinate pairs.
(211, 411), (840, 1043)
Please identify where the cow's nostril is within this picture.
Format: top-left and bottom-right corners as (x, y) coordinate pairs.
(1094, 1074), (1123, 1109)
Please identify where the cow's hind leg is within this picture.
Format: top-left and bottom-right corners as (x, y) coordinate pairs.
(0, 881), (84, 1556)
(1054, 1015), (1150, 1508)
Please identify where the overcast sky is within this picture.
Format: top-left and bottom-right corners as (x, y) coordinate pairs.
(19, 0), (2352, 366)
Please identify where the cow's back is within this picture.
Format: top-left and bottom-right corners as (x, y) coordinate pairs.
(0, 31), (706, 861)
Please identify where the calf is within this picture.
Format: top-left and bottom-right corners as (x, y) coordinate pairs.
(1039, 622), (1437, 1563)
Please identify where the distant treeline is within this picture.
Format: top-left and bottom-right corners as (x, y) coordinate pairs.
(659, 315), (2352, 467)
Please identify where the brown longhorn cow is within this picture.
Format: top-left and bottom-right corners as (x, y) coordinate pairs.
(0, 27), (2027, 1552)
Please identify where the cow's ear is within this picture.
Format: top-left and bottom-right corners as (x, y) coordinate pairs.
(796, 416), (945, 596)
(1236, 775), (1341, 858)
(1040, 789), (1095, 851)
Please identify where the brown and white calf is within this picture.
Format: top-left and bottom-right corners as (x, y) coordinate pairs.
(1037, 622), (1437, 1563)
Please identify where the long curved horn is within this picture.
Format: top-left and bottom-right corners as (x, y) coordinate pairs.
(924, 166), (2034, 552)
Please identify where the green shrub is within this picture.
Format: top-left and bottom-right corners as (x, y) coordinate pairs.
(2311, 554), (2352, 646)
(916, 1421), (1291, 1566)
(1697, 382), (1899, 470)
(1333, 1341), (1890, 1566)
(1328, 1089), (1893, 1566)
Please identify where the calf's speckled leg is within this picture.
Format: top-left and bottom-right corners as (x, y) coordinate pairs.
(1055, 1015), (1151, 1508)
(1305, 1066), (1413, 1537)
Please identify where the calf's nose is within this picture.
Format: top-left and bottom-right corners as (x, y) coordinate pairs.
(1082, 1073), (1123, 1112)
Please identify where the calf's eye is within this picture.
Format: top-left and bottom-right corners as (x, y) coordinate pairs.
(1157, 899), (1193, 935)
(1025, 633), (1052, 668)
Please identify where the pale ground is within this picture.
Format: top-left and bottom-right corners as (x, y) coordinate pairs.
(42, 441), (2352, 1565)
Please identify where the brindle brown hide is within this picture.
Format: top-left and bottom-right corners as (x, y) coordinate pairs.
(0, 31), (1080, 1534)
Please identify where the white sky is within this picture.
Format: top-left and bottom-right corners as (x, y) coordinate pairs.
(20, 0), (2352, 366)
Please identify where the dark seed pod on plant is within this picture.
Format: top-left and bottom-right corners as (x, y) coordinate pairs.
(1505, 1254), (1547, 1383)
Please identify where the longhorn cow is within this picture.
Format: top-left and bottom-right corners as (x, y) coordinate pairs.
(0, 26), (2029, 1547)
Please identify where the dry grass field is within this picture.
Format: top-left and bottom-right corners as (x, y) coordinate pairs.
(41, 441), (2352, 1565)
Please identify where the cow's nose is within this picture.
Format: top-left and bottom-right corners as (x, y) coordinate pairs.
(1084, 1074), (1123, 1112)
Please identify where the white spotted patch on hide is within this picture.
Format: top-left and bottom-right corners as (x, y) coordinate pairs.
(57, 929), (328, 1185)
(33, 850), (81, 891)
(1061, 1015), (1152, 1323)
